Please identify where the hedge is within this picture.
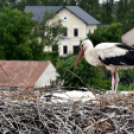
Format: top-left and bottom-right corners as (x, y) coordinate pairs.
(44, 51), (58, 65)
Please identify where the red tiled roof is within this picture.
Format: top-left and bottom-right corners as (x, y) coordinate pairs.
(0, 60), (50, 88)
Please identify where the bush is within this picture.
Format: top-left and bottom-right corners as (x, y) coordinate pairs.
(56, 55), (109, 89)
(44, 51), (58, 65)
(87, 23), (122, 45)
(98, 80), (111, 91)
(118, 84), (129, 91)
(128, 82), (134, 90)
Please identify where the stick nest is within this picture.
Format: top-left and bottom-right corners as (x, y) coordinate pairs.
(0, 88), (134, 134)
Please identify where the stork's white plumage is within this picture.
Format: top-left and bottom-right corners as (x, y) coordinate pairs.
(75, 39), (134, 94)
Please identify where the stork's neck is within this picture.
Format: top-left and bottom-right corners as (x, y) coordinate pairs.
(84, 45), (102, 66)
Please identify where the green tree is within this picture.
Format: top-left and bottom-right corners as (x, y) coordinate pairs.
(0, 6), (44, 60)
(115, 0), (134, 32)
(43, 51), (58, 65)
(120, 70), (134, 85)
(34, 10), (67, 47)
(100, 0), (114, 24)
(49, 0), (68, 6)
(0, 0), (8, 11)
(56, 56), (105, 89)
(28, 38), (45, 60)
(68, 0), (76, 5)
(8, 0), (17, 5)
(17, 0), (69, 10)
(17, 0), (41, 11)
(77, 0), (100, 18)
(87, 22), (122, 45)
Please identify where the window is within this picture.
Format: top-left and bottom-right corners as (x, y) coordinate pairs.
(73, 46), (79, 55)
(52, 45), (58, 51)
(64, 16), (67, 20)
(74, 28), (78, 37)
(63, 46), (68, 54)
(63, 16), (68, 21)
(64, 27), (68, 37)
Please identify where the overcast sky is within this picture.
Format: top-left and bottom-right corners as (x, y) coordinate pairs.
(99, 0), (120, 4)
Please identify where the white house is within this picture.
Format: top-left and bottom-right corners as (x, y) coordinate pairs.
(121, 27), (134, 46)
(0, 60), (59, 88)
(25, 6), (100, 56)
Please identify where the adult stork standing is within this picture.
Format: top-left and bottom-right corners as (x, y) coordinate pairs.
(75, 39), (134, 94)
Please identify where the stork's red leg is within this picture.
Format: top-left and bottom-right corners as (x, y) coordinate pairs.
(115, 69), (120, 91)
(111, 71), (115, 94)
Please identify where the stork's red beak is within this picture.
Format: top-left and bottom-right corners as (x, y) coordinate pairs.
(75, 49), (84, 68)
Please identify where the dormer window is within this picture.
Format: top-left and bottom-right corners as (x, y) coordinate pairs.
(63, 15), (68, 21)
(64, 16), (67, 19)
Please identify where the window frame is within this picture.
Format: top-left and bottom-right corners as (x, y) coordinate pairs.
(73, 46), (79, 55)
(63, 45), (68, 55)
(63, 15), (68, 22)
(63, 26), (68, 37)
(73, 28), (79, 37)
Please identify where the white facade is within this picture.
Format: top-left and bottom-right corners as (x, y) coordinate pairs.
(35, 63), (59, 87)
(46, 8), (98, 56)
(122, 27), (134, 46)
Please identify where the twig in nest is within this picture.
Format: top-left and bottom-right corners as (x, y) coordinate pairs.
(0, 64), (26, 89)
(0, 111), (15, 129)
(68, 69), (96, 97)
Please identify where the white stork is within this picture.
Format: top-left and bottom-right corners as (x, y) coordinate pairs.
(75, 39), (134, 94)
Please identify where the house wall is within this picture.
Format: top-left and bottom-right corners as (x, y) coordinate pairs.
(34, 63), (59, 87)
(47, 8), (97, 56)
(122, 28), (134, 46)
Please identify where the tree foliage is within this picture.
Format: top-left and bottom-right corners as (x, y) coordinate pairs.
(99, 0), (114, 24)
(1, 0), (134, 32)
(44, 51), (58, 65)
(0, 6), (44, 60)
(1, 1), (134, 90)
(115, 0), (134, 31)
(87, 23), (122, 45)
(77, 0), (100, 19)
(28, 38), (45, 60)
(0, 6), (66, 61)
(17, 0), (69, 11)
(34, 10), (67, 47)
(56, 56), (110, 89)
(0, 0), (8, 10)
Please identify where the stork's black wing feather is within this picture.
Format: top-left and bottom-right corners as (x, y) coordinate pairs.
(116, 44), (134, 50)
(99, 44), (134, 65)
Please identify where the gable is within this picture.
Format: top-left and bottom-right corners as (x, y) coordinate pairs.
(122, 27), (134, 36)
(56, 6), (100, 25)
(122, 27), (134, 46)
(35, 63), (59, 87)
(52, 8), (86, 26)
(25, 6), (100, 25)
(0, 61), (50, 88)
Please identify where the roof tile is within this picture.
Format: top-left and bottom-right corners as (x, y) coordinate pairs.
(25, 6), (100, 25)
(0, 61), (50, 88)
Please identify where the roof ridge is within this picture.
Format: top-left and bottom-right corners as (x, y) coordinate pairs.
(25, 6), (100, 25)
(122, 26), (134, 35)
(0, 60), (52, 88)
(0, 60), (50, 62)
